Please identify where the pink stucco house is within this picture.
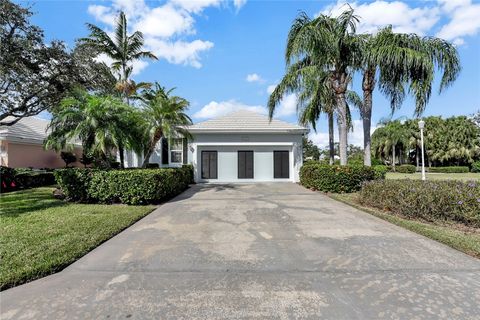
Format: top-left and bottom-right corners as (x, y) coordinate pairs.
(0, 117), (82, 169)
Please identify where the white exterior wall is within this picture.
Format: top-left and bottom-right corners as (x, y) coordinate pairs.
(188, 133), (303, 183)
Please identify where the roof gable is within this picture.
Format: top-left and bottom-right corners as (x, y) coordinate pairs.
(188, 110), (306, 133)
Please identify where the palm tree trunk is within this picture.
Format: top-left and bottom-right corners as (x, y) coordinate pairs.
(328, 111), (335, 165)
(119, 145), (125, 169)
(336, 94), (348, 166)
(392, 145), (396, 172)
(362, 68), (375, 167)
(141, 129), (163, 168)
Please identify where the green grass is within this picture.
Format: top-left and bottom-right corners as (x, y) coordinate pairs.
(330, 193), (480, 259)
(386, 172), (480, 181)
(0, 187), (154, 290)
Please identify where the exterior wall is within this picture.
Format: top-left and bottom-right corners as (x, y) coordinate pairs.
(188, 133), (303, 183)
(4, 141), (83, 169)
(0, 140), (8, 166)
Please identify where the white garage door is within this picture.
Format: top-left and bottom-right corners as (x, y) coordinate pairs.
(197, 146), (293, 183)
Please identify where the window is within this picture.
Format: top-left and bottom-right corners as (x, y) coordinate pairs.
(170, 138), (183, 163)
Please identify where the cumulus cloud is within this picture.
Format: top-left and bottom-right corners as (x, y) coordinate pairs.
(193, 100), (266, 119)
(308, 120), (377, 148)
(246, 73), (263, 83)
(320, 0), (479, 45)
(87, 0), (245, 72)
(266, 84), (276, 94)
(321, 1), (440, 35)
(265, 83), (297, 117)
(436, 0), (480, 44)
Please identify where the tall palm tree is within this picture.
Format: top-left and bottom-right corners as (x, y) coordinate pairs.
(358, 26), (460, 166)
(270, 8), (361, 165)
(45, 90), (143, 168)
(80, 11), (157, 101)
(140, 83), (192, 167)
(372, 119), (408, 171)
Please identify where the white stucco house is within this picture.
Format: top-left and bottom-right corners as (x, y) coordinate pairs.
(125, 110), (307, 183)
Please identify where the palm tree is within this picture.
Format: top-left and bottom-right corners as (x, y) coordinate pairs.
(140, 83), (192, 167)
(372, 119), (408, 170)
(270, 8), (361, 165)
(45, 90), (143, 168)
(358, 26), (460, 166)
(80, 11), (157, 101)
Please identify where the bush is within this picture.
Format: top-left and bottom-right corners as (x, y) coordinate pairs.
(300, 163), (376, 193)
(54, 166), (193, 205)
(472, 161), (480, 173)
(396, 164), (416, 174)
(1, 166), (55, 192)
(428, 166), (470, 173)
(146, 163), (159, 168)
(359, 180), (480, 227)
(373, 165), (388, 179)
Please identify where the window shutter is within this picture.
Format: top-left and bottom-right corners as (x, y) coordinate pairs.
(182, 138), (188, 164)
(161, 138), (169, 165)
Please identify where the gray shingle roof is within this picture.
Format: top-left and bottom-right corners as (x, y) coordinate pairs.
(0, 116), (50, 144)
(188, 110), (307, 133)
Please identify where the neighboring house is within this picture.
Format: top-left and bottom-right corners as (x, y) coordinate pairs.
(0, 117), (82, 169)
(125, 110), (307, 183)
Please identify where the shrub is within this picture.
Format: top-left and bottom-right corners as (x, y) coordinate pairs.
(359, 180), (480, 227)
(300, 163), (376, 193)
(1, 166), (55, 192)
(472, 161), (480, 173)
(54, 166), (193, 205)
(373, 165), (388, 179)
(396, 164), (416, 174)
(146, 163), (159, 168)
(428, 166), (470, 173)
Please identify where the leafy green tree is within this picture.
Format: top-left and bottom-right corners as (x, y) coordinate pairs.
(358, 26), (460, 166)
(80, 11), (157, 102)
(140, 83), (192, 167)
(45, 91), (145, 168)
(60, 152), (77, 168)
(302, 137), (320, 161)
(269, 8), (361, 165)
(372, 119), (408, 170)
(0, 0), (109, 125)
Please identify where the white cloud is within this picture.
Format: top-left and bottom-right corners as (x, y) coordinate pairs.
(436, 0), (480, 44)
(275, 94), (297, 117)
(266, 84), (276, 94)
(308, 119), (377, 148)
(234, 0), (247, 10)
(321, 1), (440, 35)
(246, 73), (263, 83)
(193, 100), (266, 119)
(86, 0), (246, 74)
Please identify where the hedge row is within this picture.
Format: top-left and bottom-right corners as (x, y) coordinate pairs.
(1, 166), (55, 192)
(359, 180), (480, 227)
(300, 163), (377, 193)
(395, 164), (416, 174)
(428, 166), (470, 173)
(54, 165), (193, 205)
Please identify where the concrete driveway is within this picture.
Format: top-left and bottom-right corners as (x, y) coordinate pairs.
(1, 183), (480, 319)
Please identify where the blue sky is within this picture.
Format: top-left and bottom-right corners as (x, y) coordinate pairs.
(25, 0), (480, 146)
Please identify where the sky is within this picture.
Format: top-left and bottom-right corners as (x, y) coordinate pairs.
(23, 0), (480, 147)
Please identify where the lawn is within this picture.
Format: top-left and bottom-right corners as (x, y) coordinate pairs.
(0, 187), (154, 290)
(330, 193), (480, 259)
(386, 172), (480, 181)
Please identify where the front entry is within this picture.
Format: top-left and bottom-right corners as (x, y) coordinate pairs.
(237, 151), (254, 179)
(274, 150), (289, 179)
(201, 151), (218, 179)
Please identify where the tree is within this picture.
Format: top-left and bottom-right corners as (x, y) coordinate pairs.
(371, 119), (408, 170)
(45, 90), (144, 168)
(60, 152), (77, 168)
(80, 11), (157, 102)
(0, 0), (114, 125)
(140, 83), (192, 167)
(302, 137), (320, 161)
(272, 8), (361, 165)
(358, 26), (460, 166)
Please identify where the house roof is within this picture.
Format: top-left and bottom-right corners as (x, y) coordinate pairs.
(187, 110), (307, 134)
(0, 116), (51, 144)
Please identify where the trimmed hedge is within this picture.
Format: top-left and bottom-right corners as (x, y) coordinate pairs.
(373, 165), (388, 179)
(300, 163), (376, 193)
(1, 166), (55, 192)
(395, 164), (416, 174)
(472, 161), (480, 173)
(428, 166), (470, 173)
(359, 180), (480, 227)
(54, 165), (193, 205)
